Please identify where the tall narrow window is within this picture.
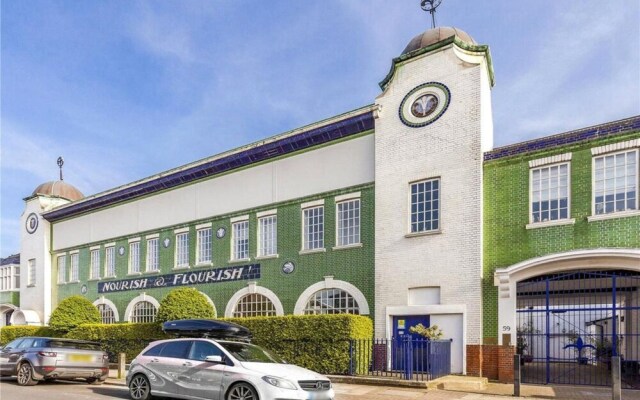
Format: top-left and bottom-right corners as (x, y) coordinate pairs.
(90, 249), (101, 279)
(258, 215), (277, 257)
(531, 163), (569, 223)
(196, 229), (212, 264)
(70, 253), (79, 282)
(337, 199), (360, 246)
(232, 221), (249, 260)
(410, 178), (440, 233)
(57, 255), (67, 284)
(105, 246), (116, 277)
(129, 241), (141, 273)
(303, 206), (324, 250)
(175, 232), (189, 268)
(146, 238), (159, 271)
(594, 150), (637, 215)
(28, 259), (36, 286)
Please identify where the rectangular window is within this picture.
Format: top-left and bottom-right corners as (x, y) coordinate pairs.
(146, 239), (159, 271)
(232, 220), (249, 260)
(410, 178), (440, 233)
(105, 247), (116, 277)
(70, 253), (79, 282)
(196, 229), (212, 264)
(28, 259), (36, 286)
(337, 199), (360, 246)
(90, 249), (101, 279)
(129, 241), (141, 273)
(531, 163), (569, 223)
(175, 233), (189, 267)
(57, 255), (67, 284)
(303, 206), (324, 250)
(14, 267), (19, 289)
(0, 266), (10, 291)
(594, 150), (637, 215)
(258, 215), (277, 257)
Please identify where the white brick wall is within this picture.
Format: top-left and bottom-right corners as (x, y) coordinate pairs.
(374, 44), (493, 347)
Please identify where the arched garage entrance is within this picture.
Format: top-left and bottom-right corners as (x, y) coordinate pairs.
(495, 249), (640, 389)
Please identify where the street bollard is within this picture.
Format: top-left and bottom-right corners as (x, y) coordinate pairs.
(513, 354), (521, 397)
(611, 356), (621, 400)
(118, 353), (126, 379)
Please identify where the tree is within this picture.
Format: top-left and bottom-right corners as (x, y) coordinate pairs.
(48, 295), (101, 333)
(156, 288), (216, 323)
(409, 323), (444, 340)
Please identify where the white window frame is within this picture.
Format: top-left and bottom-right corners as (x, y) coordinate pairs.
(257, 213), (277, 258)
(335, 198), (361, 248)
(0, 265), (19, 292)
(90, 249), (101, 280)
(27, 259), (36, 287)
(591, 149), (639, 218)
(105, 246), (116, 278)
(231, 219), (250, 261)
(528, 162), (572, 226)
(175, 232), (190, 268)
(408, 177), (441, 235)
(129, 241), (141, 274)
(146, 238), (159, 272)
(57, 255), (67, 284)
(302, 205), (325, 252)
(70, 252), (79, 282)
(196, 228), (212, 265)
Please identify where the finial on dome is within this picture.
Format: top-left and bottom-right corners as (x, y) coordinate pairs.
(421, 0), (442, 29)
(57, 156), (64, 181)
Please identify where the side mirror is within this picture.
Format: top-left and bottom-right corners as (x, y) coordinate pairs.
(204, 355), (223, 363)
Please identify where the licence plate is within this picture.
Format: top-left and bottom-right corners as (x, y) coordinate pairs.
(309, 393), (332, 400)
(68, 354), (94, 362)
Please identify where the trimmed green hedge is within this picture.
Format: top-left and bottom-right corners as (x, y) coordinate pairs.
(156, 287), (216, 323)
(48, 295), (101, 333)
(0, 326), (59, 345)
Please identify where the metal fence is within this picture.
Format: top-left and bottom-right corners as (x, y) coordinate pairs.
(348, 338), (451, 381)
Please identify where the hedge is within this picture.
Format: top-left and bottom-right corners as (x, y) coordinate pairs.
(156, 287), (216, 323)
(0, 326), (59, 345)
(48, 295), (101, 333)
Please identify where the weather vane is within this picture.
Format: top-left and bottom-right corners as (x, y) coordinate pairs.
(421, 0), (442, 29)
(57, 156), (64, 181)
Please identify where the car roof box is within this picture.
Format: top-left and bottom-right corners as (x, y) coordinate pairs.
(162, 319), (252, 341)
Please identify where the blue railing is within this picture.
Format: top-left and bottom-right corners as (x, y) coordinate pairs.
(348, 338), (451, 381)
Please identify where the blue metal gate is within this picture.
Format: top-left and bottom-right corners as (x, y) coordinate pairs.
(516, 270), (640, 389)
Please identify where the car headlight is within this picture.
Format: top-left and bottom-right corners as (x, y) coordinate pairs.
(261, 375), (297, 390)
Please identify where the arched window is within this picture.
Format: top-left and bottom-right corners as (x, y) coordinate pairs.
(303, 288), (360, 315)
(233, 294), (276, 317)
(131, 301), (157, 323)
(97, 304), (116, 324)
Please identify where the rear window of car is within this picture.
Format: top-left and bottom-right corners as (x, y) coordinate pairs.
(48, 340), (102, 351)
(143, 343), (165, 357)
(159, 341), (191, 359)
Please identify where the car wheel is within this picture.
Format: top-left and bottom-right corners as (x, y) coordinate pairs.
(86, 377), (104, 385)
(227, 382), (258, 400)
(129, 374), (152, 400)
(16, 363), (38, 386)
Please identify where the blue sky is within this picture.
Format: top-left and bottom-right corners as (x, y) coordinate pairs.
(1, 1), (639, 255)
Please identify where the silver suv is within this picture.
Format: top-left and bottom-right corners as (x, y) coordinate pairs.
(127, 338), (334, 400)
(0, 337), (109, 386)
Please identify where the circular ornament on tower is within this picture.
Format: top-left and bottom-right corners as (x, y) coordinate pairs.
(25, 213), (39, 234)
(399, 82), (450, 127)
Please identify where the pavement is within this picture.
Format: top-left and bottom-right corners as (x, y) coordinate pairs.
(106, 370), (640, 399)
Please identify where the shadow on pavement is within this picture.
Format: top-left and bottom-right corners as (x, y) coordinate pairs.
(90, 386), (131, 399)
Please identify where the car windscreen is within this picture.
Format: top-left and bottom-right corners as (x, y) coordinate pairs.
(48, 340), (102, 351)
(218, 342), (284, 364)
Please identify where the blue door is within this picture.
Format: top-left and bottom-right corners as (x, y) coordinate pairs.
(392, 315), (430, 372)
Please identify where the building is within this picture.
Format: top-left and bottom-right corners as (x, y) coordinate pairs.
(2, 25), (639, 379)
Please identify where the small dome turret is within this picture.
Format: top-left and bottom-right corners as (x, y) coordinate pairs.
(402, 26), (475, 56)
(32, 181), (84, 202)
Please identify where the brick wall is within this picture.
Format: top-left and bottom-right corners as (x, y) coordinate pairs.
(466, 344), (514, 383)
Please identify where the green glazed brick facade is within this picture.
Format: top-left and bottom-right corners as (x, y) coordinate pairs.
(54, 183), (375, 321)
(0, 291), (19, 307)
(482, 131), (640, 340)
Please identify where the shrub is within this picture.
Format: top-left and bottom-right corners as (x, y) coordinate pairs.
(156, 288), (216, 323)
(48, 296), (101, 333)
(0, 326), (59, 346)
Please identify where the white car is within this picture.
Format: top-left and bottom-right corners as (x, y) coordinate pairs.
(127, 337), (335, 400)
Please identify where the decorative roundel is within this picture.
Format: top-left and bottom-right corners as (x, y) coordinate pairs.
(163, 238), (171, 248)
(25, 213), (39, 234)
(282, 261), (295, 275)
(118, 246), (125, 256)
(81, 284), (88, 295)
(216, 227), (226, 239)
(399, 82), (451, 127)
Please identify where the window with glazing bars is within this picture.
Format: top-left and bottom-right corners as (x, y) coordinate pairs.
(232, 221), (249, 260)
(146, 239), (158, 271)
(28, 259), (36, 286)
(97, 304), (116, 324)
(594, 150), (637, 215)
(337, 199), (360, 246)
(303, 288), (359, 315)
(233, 294), (277, 317)
(303, 206), (324, 250)
(197, 229), (212, 264)
(90, 249), (101, 279)
(175, 233), (189, 267)
(129, 242), (141, 273)
(105, 247), (116, 277)
(57, 255), (66, 284)
(258, 216), (277, 257)
(130, 301), (156, 323)
(410, 179), (439, 233)
(531, 163), (569, 223)
(70, 253), (79, 282)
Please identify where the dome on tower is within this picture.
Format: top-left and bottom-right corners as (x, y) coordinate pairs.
(401, 26), (475, 56)
(32, 181), (84, 202)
